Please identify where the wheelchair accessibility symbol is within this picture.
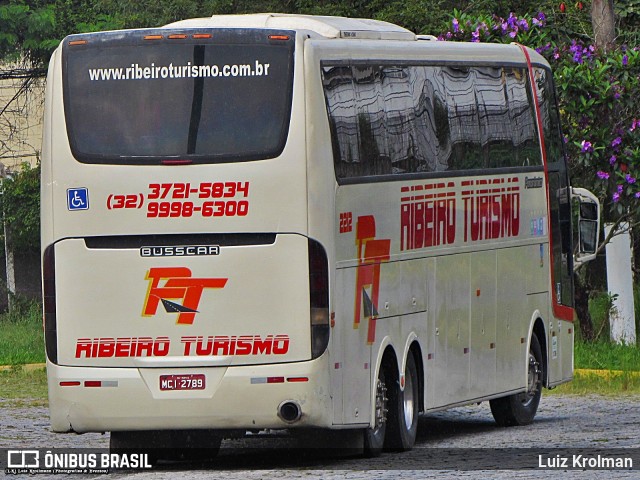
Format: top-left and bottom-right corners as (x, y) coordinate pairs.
(67, 188), (89, 211)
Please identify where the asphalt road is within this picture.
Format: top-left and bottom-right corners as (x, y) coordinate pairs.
(1, 394), (639, 478)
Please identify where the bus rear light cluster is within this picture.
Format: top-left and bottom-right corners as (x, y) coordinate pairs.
(250, 377), (309, 384)
(142, 33), (214, 41)
(59, 381), (80, 387)
(161, 159), (193, 165)
(59, 380), (118, 388)
(43, 245), (58, 364)
(308, 239), (330, 359)
(69, 33), (217, 45)
(68, 31), (286, 46)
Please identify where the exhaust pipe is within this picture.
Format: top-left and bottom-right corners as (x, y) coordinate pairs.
(278, 401), (302, 423)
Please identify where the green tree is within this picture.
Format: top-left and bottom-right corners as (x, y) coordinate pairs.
(1, 163), (40, 253)
(0, 1), (58, 66)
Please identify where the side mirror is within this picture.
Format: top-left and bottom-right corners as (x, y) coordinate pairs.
(571, 187), (600, 268)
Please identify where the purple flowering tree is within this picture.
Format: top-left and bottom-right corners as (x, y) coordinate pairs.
(439, 9), (640, 228)
(437, 7), (640, 340)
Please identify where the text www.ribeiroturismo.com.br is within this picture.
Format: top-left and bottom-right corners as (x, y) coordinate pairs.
(88, 60), (271, 81)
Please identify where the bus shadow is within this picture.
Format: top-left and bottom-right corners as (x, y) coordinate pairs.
(143, 410), (515, 471)
(416, 412), (497, 445)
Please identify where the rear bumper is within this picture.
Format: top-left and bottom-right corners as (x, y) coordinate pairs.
(47, 356), (331, 433)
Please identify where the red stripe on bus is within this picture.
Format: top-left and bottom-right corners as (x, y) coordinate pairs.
(518, 43), (575, 322)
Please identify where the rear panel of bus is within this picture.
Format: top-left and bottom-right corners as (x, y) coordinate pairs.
(42, 28), (332, 432)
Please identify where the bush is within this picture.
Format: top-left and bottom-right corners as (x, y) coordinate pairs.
(0, 298), (44, 365)
(1, 163), (40, 254)
(586, 291), (615, 341)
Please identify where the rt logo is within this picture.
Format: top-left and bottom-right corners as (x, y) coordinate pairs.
(142, 267), (227, 325)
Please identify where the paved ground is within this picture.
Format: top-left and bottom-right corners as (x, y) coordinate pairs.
(1, 394), (639, 478)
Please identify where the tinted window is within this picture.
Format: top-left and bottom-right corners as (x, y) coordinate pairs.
(63, 29), (295, 164)
(533, 66), (573, 307)
(322, 63), (541, 182)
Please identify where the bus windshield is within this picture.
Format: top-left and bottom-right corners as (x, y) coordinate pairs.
(62, 29), (295, 165)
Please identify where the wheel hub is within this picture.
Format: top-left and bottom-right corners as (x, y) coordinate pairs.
(374, 378), (388, 429)
(523, 351), (541, 406)
(403, 370), (415, 429)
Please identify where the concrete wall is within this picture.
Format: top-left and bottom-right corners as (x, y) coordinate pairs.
(0, 67), (44, 310)
(0, 69), (44, 170)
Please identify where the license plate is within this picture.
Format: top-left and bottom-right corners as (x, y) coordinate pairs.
(159, 374), (206, 391)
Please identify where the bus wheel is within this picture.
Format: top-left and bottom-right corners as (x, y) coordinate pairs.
(363, 366), (389, 457)
(385, 353), (419, 451)
(168, 430), (222, 461)
(490, 333), (543, 427)
(110, 430), (221, 462)
(110, 430), (160, 464)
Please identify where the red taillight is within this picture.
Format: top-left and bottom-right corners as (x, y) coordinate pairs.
(161, 159), (193, 165)
(60, 381), (81, 387)
(43, 245), (57, 364)
(309, 240), (329, 309)
(308, 239), (329, 359)
(287, 377), (309, 383)
(250, 376), (309, 384)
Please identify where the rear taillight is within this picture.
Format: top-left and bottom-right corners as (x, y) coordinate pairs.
(43, 244), (57, 364)
(308, 239), (329, 359)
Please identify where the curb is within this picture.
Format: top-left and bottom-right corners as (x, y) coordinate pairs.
(0, 363), (46, 372)
(574, 368), (640, 379)
(1, 364), (639, 378)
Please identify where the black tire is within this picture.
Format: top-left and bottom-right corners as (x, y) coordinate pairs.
(384, 353), (419, 451)
(171, 430), (221, 461)
(110, 430), (161, 465)
(490, 333), (543, 427)
(363, 366), (389, 457)
(110, 429), (221, 462)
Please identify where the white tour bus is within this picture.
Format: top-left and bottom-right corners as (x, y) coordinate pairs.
(42, 13), (600, 456)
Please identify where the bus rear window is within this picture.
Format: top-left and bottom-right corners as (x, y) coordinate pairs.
(62, 29), (295, 165)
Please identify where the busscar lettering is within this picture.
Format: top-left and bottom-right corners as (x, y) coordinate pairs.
(140, 246), (220, 257)
(525, 176), (544, 189)
(181, 335), (290, 356)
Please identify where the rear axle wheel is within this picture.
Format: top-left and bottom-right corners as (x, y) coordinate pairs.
(490, 333), (543, 427)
